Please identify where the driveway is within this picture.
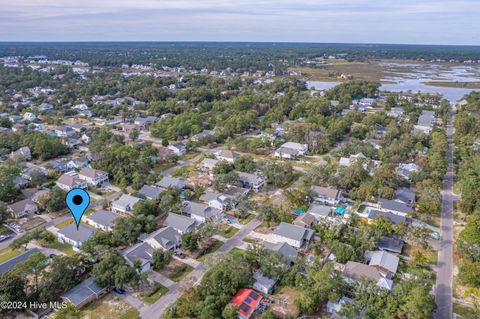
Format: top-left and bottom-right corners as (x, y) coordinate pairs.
(140, 217), (261, 318)
(434, 111), (455, 319)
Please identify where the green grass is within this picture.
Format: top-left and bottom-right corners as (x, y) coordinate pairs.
(197, 240), (224, 261)
(242, 237), (256, 244)
(163, 263), (194, 282)
(230, 247), (247, 257)
(139, 283), (169, 304)
(0, 247), (26, 263)
(0, 225), (12, 235)
(453, 303), (476, 317)
(220, 226), (238, 238)
(55, 218), (74, 229)
(239, 213), (255, 225)
(40, 239), (75, 256)
(172, 164), (195, 178)
(120, 309), (141, 319)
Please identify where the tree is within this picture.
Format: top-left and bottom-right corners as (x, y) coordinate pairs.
(295, 262), (343, 314)
(458, 262), (480, 287)
(129, 128), (140, 141)
(370, 216), (393, 236)
(152, 250), (172, 271)
(182, 232), (201, 252)
(93, 252), (139, 289)
(134, 200), (159, 217)
(233, 155), (256, 173)
(0, 272), (27, 312)
(39, 187), (66, 213)
(0, 159), (21, 202)
(222, 304), (238, 319)
(412, 250), (428, 266)
(39, 256), (80, 302)
(0, 202), (8, 224)
(284, 187), (312, 211)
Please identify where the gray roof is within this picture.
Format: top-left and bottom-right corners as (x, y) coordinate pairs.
(311, 186), (340, 199)
(201, 158), (218, 168)
(376, 237), (404, 254)
(62, 277), (106, 307)
(86, 210), (122, 228)
(273, 222), (314, 242)
(417, 110), (435, 127)
(112, 194), (142, 209)
(156, 176), (185, 189)
(369, 251), (399, 274)
(164, 213), (196, 233)
(58, 223), (96, 243)
(237, 171), (263, 184)
(307, 204), (332, 218)
(264, 242), (298, 264)
(378, 198), (413, 214)
(0, 248), (42, 274)
(181, 201), (222, 220)
(368, 209), (407, 224)
(394, 188), (415, 204)
(7, 199), (37, 214)
(149, 226), (181, 249)
(253, 271), (278, 290)
(122, 242), (154, 267)
(139, 185), (163, 200)
(343, 261), (382, 282)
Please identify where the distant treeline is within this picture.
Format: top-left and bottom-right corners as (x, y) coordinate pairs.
(1, 42), (480, 72)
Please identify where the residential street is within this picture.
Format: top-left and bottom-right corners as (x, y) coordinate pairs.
(434, 111), (455, 319)
(140, 217), (261, 319)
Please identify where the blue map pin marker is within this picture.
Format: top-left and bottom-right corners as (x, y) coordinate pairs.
(66, 188), (90, 229)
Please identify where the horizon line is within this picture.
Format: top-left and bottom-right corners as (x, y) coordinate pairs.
(0, 40), (480, 48)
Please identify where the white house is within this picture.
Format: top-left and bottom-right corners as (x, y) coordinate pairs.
(78, 168), (109, 187)
(111, 194), (143, 216)
(23, 112), (37, 122)
(85, 210), (123, 231)
(57, 223), (96, 252)
(237, 172), (265, 192)
(272, 222), (314, 249)
(274, 142), (308, 160)
(167, 143), (187, 156)
(180, 201), (223, 223)
(56, 173), (88, 191)
(215, 150), (239, 163)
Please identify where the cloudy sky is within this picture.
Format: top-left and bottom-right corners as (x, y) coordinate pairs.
(1, 0), (479, 44)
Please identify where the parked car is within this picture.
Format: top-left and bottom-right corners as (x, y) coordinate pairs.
(174, 250), (186, 259)
(113, 288), (125, 295)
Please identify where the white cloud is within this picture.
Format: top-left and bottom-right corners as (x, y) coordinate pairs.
(0, 0), (479, 44)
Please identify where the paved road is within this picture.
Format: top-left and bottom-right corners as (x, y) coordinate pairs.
(140, 217), (261, 319)
(434, 111), (455, 319)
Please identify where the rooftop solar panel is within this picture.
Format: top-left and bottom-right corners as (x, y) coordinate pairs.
(249, 291), (259, 300)
(240, 303), (251, 313)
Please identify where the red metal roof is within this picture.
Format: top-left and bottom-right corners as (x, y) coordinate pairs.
(230, 288), (262, 318)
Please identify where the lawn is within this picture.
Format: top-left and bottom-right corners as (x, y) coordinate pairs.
(160, 260), (194, 282)
(0, 225), (12, 235)
(82, 293), (140, 319)
(139, 283), (169, 304)
(172, 164), (195, 178)
(242, 237), (257, 244)
(39, 239), (75, 256)
(230, 247), (248, 257)
(55, 218), (74, 229)
(0, 247), (26, 263)
(239, 213), (255, 225)
(220, 226), (238, 238)
(196, 239), (224, 261)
